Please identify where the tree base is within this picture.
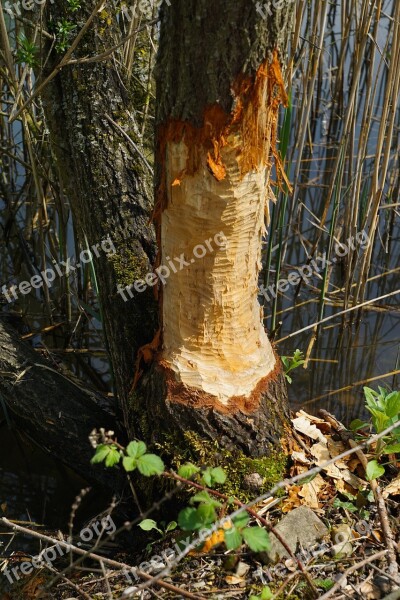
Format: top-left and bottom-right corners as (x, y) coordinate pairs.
(135, 357), (290, 458)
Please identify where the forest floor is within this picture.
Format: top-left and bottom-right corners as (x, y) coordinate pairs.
(1, 411), (399, 600)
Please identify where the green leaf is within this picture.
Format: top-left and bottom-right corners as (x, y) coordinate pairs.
(366, 460), (385, 481)
(91, 444), (110, 464)
(178, 463), (200, 479)
(191, 491), (221, 508)
(196, 503), (217, 526)
(211, 467), (227, 484)
(166, 521), (177, 533)
(314, 579), (335, 591)
(136, 454), (165, 476)
(298, 472), (317, 485)
(224, 527), (243, 550)
(105, 448), (121, 467)
(383, 443), (400, 454)
(178, 507), (202, 531)
(126, 441), (147, 459)
(242, 527), (271, 552)
(122, 456), (137, 472)
(232, 512), (250, 529)
(138, 519), (160, 532)
(281, 356), (289, 369)
(364, 387), (379, 405)
(201, 468), (213, 487)
(385, 392), (400, 419)
(350, 419), (369, 431)
(333, 498), (358, 513)
(260, 587), (273, 600)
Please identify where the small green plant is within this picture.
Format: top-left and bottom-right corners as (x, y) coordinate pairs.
(250, 587), (273, 600)
(138, 519), (177, 536)
(332, 489), (372, 520)
(67, 0), (82, 11)
(16, 35), (38, 68)
(281, 349), (305, 383)
(54, 19), (77, 53)
(314, 578), (335, 591)
(91, 440), (165, 476)
(350, 386), (400, 480)
(138, 518), (177, 551)
(91, 438), (271, 555)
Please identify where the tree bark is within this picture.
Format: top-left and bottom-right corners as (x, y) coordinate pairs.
(0, 318), (122, 488)
(133, 0), (294, 457)
(35, 2), (159, 431)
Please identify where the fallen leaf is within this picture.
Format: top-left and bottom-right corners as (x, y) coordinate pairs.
(382, 473), (400, 498)
(292, 416), (327, 442)
(235, 562), (250, 577)
(310, 442), (366, 488)
(282, 485), (302, 512)
(310, 442), (342, 478)
(297, 410), (326, 423)
(225, 575), (245, 585)
(292, 451), (311, 464)
(358, 580), (381, 599)
(299, 473), (325, 508)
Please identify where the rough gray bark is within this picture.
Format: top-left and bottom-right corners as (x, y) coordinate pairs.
(0, 318), (122, 488)
(156, 0), (294, 124)
(35, 2), (158, 430)
(140, 363), (290, 457)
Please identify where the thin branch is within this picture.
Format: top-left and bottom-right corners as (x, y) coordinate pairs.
(0, 518), (206, 600)
(316, 550), (388, 600)
(9, 0), (106, 123)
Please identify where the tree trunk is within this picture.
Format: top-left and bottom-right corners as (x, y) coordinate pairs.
(20, 0), (294, 473)
(0, 318), (122, 489)
(134, 0), (294, 458)
(35, 3), (159, 432)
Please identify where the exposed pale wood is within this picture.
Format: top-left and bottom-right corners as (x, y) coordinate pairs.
(162, 137), (276, 403)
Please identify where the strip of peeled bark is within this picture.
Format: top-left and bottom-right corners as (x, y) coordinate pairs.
(137, 0), (294, 456)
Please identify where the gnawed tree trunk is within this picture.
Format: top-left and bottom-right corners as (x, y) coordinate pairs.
(0, 319), (122, 489)
(134, 1), (294, 458)
(15, 1), (294, 481)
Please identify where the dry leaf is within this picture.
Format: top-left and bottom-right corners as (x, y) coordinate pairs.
(382, 473), (400, 498)
(282, 485), (302, 512)
(358, 580), (381, 599)
(310, 442), (342, 478)
(292, 451), (311, 464)
(299, 473), (325, 508)
(310, 442), (366, 488)
(292, 416), (327, 442)
(297, 410), (326, 423)
(225, 575), (245, 585)
(235, 562), (250, 577)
